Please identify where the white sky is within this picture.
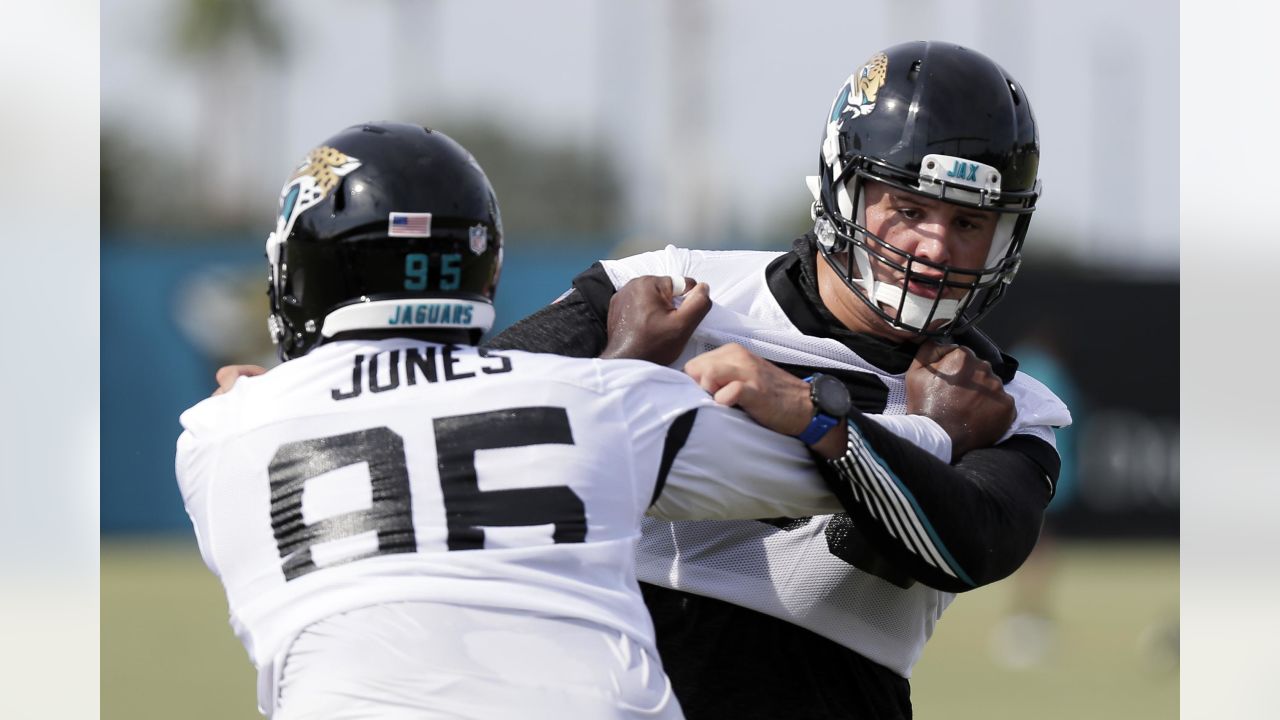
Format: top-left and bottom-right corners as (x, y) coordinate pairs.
(102, 0), (1179, 272)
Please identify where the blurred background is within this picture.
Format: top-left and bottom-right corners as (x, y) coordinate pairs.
(101, 1), (1181, 718)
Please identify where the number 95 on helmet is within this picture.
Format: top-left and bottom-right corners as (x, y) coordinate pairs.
(264, 122), (504, 360)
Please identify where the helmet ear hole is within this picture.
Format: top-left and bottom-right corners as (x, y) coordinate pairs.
(332, 178), (347, 212)
(289, 268), (304, 303)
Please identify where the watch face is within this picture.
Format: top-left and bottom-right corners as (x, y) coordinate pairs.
(813, 374), (853, 417)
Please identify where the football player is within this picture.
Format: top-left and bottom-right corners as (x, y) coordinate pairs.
(177, 122), (914, 719)
(483, 41), (1072, 718)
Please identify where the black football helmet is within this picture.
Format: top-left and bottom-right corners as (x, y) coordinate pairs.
(809, 41), (1041, 336)
(265, 122), (504, 360)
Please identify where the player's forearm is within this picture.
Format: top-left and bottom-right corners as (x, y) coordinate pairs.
(819, 409), (1058, 593)
(649, 406), (844, 521)
(860, 413), (952, 463)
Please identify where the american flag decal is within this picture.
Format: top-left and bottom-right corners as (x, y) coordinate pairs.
(388, 212), (432, 237)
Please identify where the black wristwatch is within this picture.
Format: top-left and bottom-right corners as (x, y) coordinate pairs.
(796, 374), (852, 445)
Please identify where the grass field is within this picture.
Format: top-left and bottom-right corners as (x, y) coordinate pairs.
(102, 538), (1177, 719)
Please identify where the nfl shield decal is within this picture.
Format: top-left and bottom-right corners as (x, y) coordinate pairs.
(469, 224), (488, 255)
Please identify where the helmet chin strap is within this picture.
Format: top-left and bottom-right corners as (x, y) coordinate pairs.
(810, 171), (965, 331)
(850, 228), (962, 328)
(870, 280), (961, 328)
(844, 178), (962, 328)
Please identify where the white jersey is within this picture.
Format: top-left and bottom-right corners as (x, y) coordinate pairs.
(175, 339), (841, 717)
(600, 245), (1071, 678)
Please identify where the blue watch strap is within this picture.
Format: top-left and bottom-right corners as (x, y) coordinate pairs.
(796, 375), (840, 445)
(797, 413), (841, 445)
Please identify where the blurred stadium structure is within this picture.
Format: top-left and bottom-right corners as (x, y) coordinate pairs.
(103, 0), (1179, 535)
(102, 1), (1178, 718)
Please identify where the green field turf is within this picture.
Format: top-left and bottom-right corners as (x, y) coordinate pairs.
(102, 538), (1177, 719)
(912, 541), (1179, 719)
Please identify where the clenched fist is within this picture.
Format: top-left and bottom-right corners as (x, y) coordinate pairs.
(600, 275), (712, 366)
(906, 340), (1016, 460)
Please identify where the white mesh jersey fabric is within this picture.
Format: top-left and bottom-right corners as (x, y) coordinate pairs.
(274, 603), (681, 720)
(177, 341), (690, 712)
(175, 338), (854, 714)
(604, 246), (1069, 677)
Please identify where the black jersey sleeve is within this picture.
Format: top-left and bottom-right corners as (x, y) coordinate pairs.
(482, 263), (614, 357)
(818, 410), (1059, 593)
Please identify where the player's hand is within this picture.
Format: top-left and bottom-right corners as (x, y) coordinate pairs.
(213, 364), (268, 396)
(600, 275), (712, 366)
(906, 340), (1016, 460)
(683, 344), (846, 458)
